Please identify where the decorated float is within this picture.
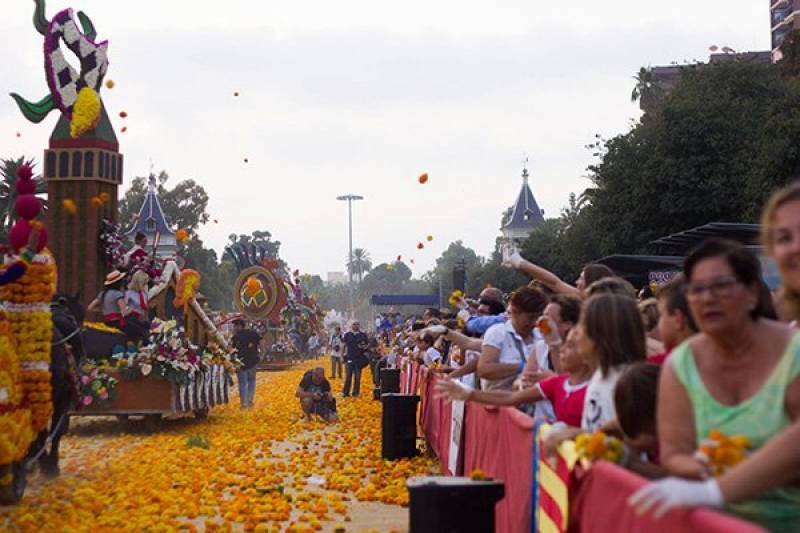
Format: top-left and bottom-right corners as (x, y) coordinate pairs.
(226, 244), (324, 370)
(3, 0), (238, 456)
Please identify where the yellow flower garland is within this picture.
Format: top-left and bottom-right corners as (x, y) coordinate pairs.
(0, 252), (56, 434)
(0, 310), (34, 466)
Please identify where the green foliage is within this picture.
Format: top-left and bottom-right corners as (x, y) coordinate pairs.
(423, 241), (485, 298)
(346, 248), (372, 282)
(538, 60), (800, 275)
(119, 171), (209, 233)
(186, 434), (210, 449)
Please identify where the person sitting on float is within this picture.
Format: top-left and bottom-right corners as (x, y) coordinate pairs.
(629, 239), (800, 531)
(88, 270), (148, 344)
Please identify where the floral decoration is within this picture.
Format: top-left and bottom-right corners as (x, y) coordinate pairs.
(70, 87), (101, 138)
(78, 363), (118, 408)
(575, 431), (624, 464)
(695, 429), (752, 476)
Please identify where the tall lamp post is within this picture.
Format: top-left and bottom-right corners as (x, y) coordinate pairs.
(337, 194), (364, 319)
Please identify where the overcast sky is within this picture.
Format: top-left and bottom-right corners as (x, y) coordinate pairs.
(1, 0), (769, 279)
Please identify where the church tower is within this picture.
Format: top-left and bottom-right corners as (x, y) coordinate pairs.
(124, 175), (177, 259)
(501, 164), (545, 243)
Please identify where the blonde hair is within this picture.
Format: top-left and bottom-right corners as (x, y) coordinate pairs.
(638, 298), (659, 332)
(129, 270), (149, 292)
(761, 182), (800, 319)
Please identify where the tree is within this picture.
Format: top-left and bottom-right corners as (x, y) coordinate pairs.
(424, 241), (485, 300)
(631, 66), (665, 113)
(0, 156), (47, 240)
(346, 248), (372, 282)
(537, 59), (800, 275)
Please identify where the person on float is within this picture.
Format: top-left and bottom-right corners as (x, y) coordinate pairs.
(123, 269), (151, 340)
(630, 183), (800, 525)
(124, 231), (149, 271)
(296, 367), (338, 422)
(88, 270), (147, 343)
(503, 248), (614, 299)
(629, 239), (800, 531)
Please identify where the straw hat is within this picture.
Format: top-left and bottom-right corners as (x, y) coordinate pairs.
(104, 270), (125, 286)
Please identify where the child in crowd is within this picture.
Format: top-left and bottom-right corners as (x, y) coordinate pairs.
(435, 327), (593, 428)
(542, 292), (647, 452)
(648, 274), (697, 365)
(416, 333), (441, 367)
(614, 362), (666, 479)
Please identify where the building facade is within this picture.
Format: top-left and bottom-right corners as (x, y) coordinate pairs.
(771, 0), (800, 60)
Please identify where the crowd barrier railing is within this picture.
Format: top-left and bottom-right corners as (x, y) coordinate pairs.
(400, 362), (766, 533)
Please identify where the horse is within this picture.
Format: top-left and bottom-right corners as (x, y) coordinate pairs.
(22, 293), (86, 479)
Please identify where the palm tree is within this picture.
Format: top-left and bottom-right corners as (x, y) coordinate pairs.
(630, 67), (664, 112)
(346, 248), (372, 283)
(0, 157), (48, 240)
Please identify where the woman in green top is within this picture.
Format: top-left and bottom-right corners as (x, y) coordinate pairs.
(631, 239), (800, 531)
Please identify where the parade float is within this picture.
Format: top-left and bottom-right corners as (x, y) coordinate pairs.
(3, 0), (238, 453)
(226, 244), (324, 370)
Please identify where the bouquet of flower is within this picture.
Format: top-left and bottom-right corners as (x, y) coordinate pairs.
(694, 429), (752, 476)
(575, 431), (625, 464)
(78, 363), (118, 408)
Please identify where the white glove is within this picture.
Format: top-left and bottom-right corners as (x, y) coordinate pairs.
(628, 478), (723, 519)
(456, 309), (471, 324)
(434, 378), (473, 401)
(502, 250), (524, 269)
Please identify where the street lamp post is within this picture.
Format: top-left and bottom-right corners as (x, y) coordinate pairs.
(337, 194), (364, 319)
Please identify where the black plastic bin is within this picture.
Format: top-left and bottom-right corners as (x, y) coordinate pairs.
(380, 368), (401, 394)
(381, 393), (420, 460)
(407, 476), (505, 533)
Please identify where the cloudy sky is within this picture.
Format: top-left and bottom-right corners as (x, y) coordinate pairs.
(1, 0), (768, 279)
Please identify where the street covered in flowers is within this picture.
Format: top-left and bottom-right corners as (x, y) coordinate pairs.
(0, 363), (437, 532)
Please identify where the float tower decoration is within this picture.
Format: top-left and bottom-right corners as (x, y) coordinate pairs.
(10, 0), (120, 307)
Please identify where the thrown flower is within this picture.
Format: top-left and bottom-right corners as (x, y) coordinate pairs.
(418, 173), (428, 184)
(62, 199), (77, 215)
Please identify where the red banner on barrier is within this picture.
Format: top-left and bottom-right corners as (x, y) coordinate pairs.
(419, 371), (457, 475)
(568, 462), (766, 533)
(463, 403), (535, 533)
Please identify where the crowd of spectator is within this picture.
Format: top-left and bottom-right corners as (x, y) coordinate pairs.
(311, 181), (800, 532)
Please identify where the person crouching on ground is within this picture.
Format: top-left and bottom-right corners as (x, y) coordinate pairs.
(296, 367), (339, 422)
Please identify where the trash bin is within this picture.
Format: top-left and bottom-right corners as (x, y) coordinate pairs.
(381, 393), (420, 460)
(380, 368), (401, 394)
(407, 476), (505, 533)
